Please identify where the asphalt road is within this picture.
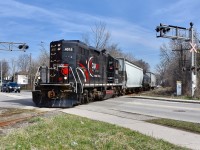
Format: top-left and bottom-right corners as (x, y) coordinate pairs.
(0, 91), (200, 123)
(0, 91), (34, 109)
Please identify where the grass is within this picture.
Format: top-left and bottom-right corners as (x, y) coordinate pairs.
(0, 114), (188, 150)
(147, 118), (200, 134)
(141, 87), (174, 97)
(141, 87), (200, 101)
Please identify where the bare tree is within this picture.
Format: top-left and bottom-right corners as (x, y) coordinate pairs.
(37, 42), (49, 66)
(106, 43), (123, 58)
(123, 52), (136, 62)
(134, 59), (150, 73)
(82, 21), (111, 50)
(0, 59), (9, 79)
(156, 41), (192, 95)
(17, 54), (30, 72)
(81, 32), (90, 46)
(156, 43), (176, 87)
(9, 58), (18, 81)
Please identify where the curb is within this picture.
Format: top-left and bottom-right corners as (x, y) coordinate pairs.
(127, 96), (200, 104)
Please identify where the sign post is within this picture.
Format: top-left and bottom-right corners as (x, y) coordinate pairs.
(176, 81), (182, 96)
(190, 24), (196, 97)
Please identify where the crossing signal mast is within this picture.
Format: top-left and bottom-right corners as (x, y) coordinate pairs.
(0, 42), (29, 52)
(156, 23), (190, 40)
(155, 22), (196, 97)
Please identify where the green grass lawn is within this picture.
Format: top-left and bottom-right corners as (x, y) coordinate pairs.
(0, 114), (187, 150)
(147, 118), (200, 134)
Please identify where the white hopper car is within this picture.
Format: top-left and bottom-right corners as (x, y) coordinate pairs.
(117, 58), (144, 93)
(143, 72), (156, 90)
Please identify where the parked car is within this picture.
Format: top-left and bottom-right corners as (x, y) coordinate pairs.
(5, 82), (20, 93)
(0, 83), (7, 92)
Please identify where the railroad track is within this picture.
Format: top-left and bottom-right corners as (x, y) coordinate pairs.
(0, 116), (33, 127)
(0, 108), (45, 128)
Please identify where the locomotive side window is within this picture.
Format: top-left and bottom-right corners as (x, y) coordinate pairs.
(85, 49), (89, 56)
(80, 47), (85, 55)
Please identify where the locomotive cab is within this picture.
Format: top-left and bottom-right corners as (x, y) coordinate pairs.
(33, 40), (84, 107)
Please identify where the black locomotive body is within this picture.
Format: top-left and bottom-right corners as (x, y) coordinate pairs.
(32, 40), (123, 107)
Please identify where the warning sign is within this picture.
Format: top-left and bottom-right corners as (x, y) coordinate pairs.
(189, 42), (197, 53)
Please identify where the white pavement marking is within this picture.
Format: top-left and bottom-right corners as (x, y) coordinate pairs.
(125, 101), (200, 111)
(108, 99), (200, 111)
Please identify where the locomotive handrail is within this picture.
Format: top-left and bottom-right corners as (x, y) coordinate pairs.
(49, 67), (57, 77)
(67, 66), (77, 93)
(33, 66), (41, 90)
(76, 67), (84, 93)
(48, 66), (78, 93)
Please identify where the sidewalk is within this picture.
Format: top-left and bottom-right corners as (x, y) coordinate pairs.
(61, 107), (200, 150)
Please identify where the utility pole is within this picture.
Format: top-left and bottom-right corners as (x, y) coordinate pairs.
(190, 23), (196, 97)
(29, 53), (32, 89)
(0, 61), (2, 86)
(155, 22), (197, 97)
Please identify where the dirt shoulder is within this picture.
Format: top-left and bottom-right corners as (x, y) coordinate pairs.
(0, 107), (62, 136)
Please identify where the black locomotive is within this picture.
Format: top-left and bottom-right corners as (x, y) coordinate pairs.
(32, 40), (126, 107)
(32, 40), (155, 107)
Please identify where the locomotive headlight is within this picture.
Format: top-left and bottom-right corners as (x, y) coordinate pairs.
(64, 76), (67, 80)
(38, 76), (41, 79)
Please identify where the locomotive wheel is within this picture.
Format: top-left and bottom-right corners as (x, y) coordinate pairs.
(82, 90), (89, 104)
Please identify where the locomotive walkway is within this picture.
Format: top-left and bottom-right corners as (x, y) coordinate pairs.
(61, 97), (200, 150)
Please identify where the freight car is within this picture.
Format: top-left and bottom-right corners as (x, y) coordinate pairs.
(143, 72), (156, 90)
(32, 40), (149, 108)
(117, 58), (143, 93)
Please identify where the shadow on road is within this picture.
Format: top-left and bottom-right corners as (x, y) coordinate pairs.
(2, 98), (35, 107)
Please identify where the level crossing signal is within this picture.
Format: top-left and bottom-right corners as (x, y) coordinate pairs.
(18, 44), (29, 51)
(155, 23), (171, 37)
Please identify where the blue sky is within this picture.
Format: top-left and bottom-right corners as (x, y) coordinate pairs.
(0, 0), (200, 72)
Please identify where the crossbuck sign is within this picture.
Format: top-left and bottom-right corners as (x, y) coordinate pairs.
(189, 42), (197, 53)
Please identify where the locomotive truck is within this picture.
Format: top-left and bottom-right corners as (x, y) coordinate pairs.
(32, 40), (150, 108)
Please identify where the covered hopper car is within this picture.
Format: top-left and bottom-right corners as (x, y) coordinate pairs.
(143, 72), (156, 90)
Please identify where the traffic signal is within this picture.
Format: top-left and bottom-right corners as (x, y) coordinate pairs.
(163, 27), (170, 34)
(18, 44), (29, 50)
(155, 23), (170, 37)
